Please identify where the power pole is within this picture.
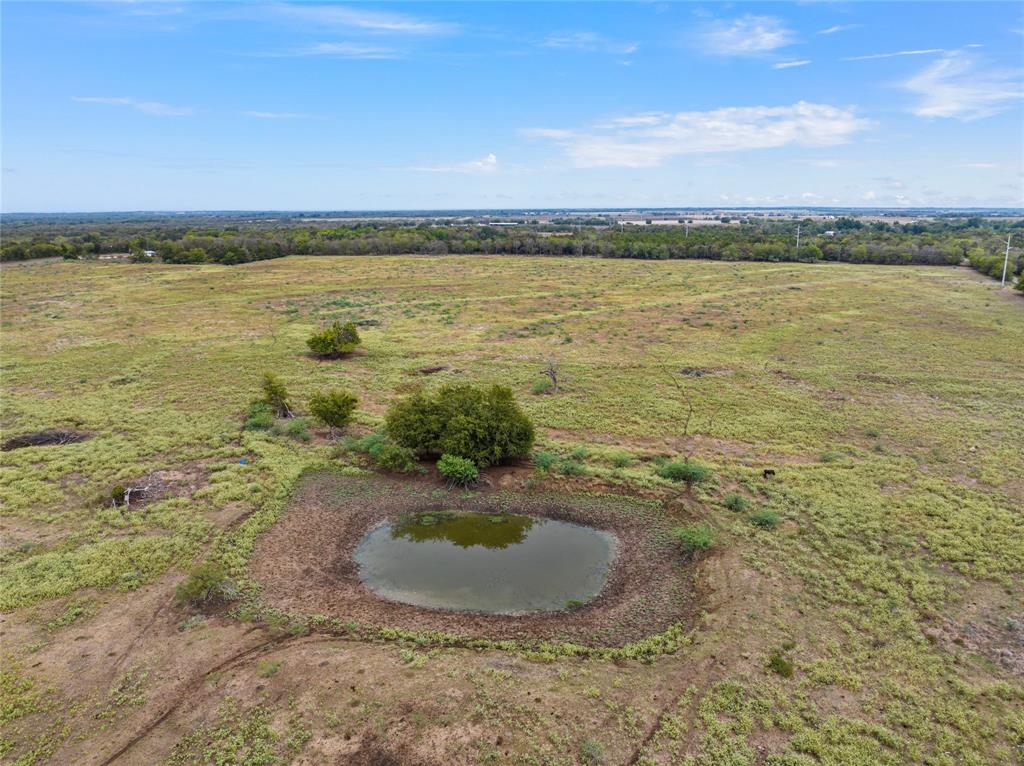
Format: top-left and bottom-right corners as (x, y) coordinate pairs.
(795, 223), (801, 259)
(1001, 233), (1012, 287)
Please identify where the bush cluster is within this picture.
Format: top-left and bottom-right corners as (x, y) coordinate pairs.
(673, 522), (716, 553)
(656, 460), (710, 485)
(307, 321), (361, 357)
(348, 433), (418, 473)
(385, 384), (535, 467)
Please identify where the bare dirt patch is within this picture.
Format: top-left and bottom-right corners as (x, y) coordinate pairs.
(250, 472), (705, 646)
(1, 428), (91, 451)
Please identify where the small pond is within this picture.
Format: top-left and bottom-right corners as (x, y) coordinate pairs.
(354, 511), (615, 614)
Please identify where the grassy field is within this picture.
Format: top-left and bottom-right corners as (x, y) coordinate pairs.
(1, 255), (1022, 765)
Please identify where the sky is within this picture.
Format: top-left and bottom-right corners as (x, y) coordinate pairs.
(1, 1), (1023, 212)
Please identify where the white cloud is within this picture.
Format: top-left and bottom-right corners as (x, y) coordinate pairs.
(544, 32), (638, 55)
(240, 110), (315, 119)
(282, 42), (399, 59)
(273, 3), (457, 35)
(702, 15), (795, 56)
(799, 158), (841, 168)
(523, 102), (872, 168)
(903, 52), (1023, 119)
(71, 96), (193, 116)
(773, 60), (811, 70)
(959, 162), (998, 169)
(410, 153), (498, 173)
(819, 24), (859, 35)
(843, 48), (944, 62)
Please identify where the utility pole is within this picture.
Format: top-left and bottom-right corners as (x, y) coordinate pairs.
(795, 223), (801, 259)
(1001, 233), (1012, 287)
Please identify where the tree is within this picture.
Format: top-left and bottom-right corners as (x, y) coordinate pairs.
(261, 372), (292, 417)
(385, 383), (535, 467)
(307, 321), (362, 358)
(308, 389), (358, 433)
(540, 358), (561, 393)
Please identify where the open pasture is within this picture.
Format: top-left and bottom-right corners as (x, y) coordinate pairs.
(1, 256), (1022, 765)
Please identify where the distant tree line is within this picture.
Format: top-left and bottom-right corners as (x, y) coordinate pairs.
(2, 216), (1021, 285)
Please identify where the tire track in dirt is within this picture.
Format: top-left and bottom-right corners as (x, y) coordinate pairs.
(97, 630), (330, 766)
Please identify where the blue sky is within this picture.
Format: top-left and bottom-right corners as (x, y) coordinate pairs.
(2, 1), (1022, 212)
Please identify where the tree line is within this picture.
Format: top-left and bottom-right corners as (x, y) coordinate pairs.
(2, 216), (1021, 287)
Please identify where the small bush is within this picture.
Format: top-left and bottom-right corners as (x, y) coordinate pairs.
(656, 460), (710, 485)
(308, 389), (358, 430)
(865, 427), (881, 438)
(111, 485), (127, 506)
(438, 454), (479, 486)
(767, 649), (794, 678)
(579, 738), (604, 766)
(534, 451), (557, 471)
(557, 459), (589, 477)
(568, 446), (590, 461)
(609, 451), (634, 468)
(244, 400), (274, 431)
(261, 372), (292, 417)
(175, 562), (234, 607)
(385, 383), (535, 467)
(723, 493), (749, 513)
(307, 321), (361, 357)
(351, 432), (387, 457)
(750, 509), (781, 529)
(375, 443), (418, 472)
(531, 378), (553, 395)
(673, 523), (716, 553)
(272, 417), (311, 442)
(820, 451), (842, 463)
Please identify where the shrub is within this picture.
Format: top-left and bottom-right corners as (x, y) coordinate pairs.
(865, 427), (881, 438)
(673, 523), (716, 553)
(307, 321), (361, 357)
(175, 562), (234, 607)
(767, 649), (794, 678)
(244, 400), (274, 431)
(438, 454), (479, 487)
(557, 459), (589, 477)
(385, 383), (535, 467)
(534, 451), (557, 471)
(531, 378), (553, 395)
(656, 460), (710, 485)
(308, 389), (358, 430)
(288, 417), (312, 442)
(723, 493), (749, 513)
(261, 372), (292, 417)
(111, 485), (127, 506)
(375, 443), (418, 472)
(750, 509), (781, 529)
(609, 451), (634, 468)
(579, 738), (604, 765)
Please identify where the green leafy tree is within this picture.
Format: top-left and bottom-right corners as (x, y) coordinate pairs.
(385, 383), (535, 467)
(308, 389), (358, 432)
(307, 321), (362, 357)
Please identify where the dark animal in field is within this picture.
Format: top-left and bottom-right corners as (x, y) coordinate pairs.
(763, 468), (776, 479)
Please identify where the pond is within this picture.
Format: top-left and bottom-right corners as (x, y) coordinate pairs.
(354, 511), (616, 614)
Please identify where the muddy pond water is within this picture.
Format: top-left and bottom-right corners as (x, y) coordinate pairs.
(354, 512), (616, 614)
